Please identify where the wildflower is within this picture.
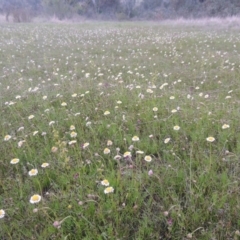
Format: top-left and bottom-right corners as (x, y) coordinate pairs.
(114, 155), (122, 160)
(71, 93), (77, 97)
(104, 111), (110, 116)
(49, 121), (55, 126)
(70, 131), (77, 138)
(152, 107), (158, 112)
(83, 142), (89, 149)
(136, 150), (144, 154)
(86, 121), (91, 127)
(42, 96), (47, 100)
(104, 148), (110, 154)
(164, 138), (171, 144)
(69, 140), (77, 145)
(4, 135), (11, 141)
(144, 155), (152, 162)
(123, 151), (131, 158)
(0, 209), (5, 218)
(132, 136), (139, 142)
(28, 169), (38, 176)
(41, 163), (49, 168)
(222, 124), (230, 129)
(128, 145), (134, 151)
(28, 115), (35, 120)
(107, 140), (113, 146)
(173, 125), (180, 131)
(51, 146), (58, 153)
(10, 158), (19, 164)
(159, 83), (168, 89)
(146, 89), (153, 93)
(169, 96), (175, 100)
(171, 109), (177, 113)
(17, 126), (24, 132)
(61, 102), (67, 106)
(187, 233), (193, 239)
(18, 140), (25, 148)
(117, 101), (122, 104)
(104, 187), (114, 194)
(33, 208), (38, 213)
(70, 125), (75, 130)
(8, 101), (16, 106)
(167, 218), (173, 226)
(30, 194), (41, 204)
(101, 179), (110, 186)
(33, 131), (38, 136)
(148, 169), (153, 176)
(163, 211), (169, 216)
(206, 136), (215, 142)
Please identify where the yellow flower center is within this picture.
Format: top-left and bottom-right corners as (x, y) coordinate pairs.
(32, 195), (40, 201)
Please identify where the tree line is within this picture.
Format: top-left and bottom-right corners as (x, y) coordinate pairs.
(0, 0), (240, 22)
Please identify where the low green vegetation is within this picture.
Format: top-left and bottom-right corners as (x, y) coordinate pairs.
(0, 21), (240, 239)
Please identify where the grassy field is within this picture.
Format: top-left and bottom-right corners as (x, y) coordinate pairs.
(1, 20), (240, 239)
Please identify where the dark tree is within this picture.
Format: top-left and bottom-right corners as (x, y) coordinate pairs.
(0, 0), (37, 22)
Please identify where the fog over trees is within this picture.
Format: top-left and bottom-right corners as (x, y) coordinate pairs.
(0, 0), (240, 22)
